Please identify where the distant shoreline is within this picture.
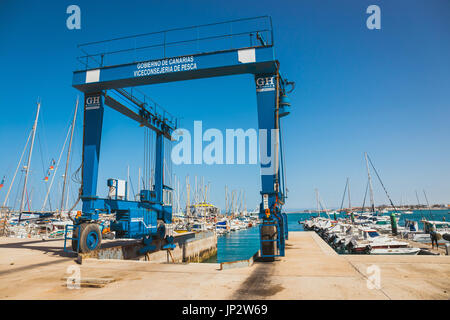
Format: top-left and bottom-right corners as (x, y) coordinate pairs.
(286, 208), (450, 214)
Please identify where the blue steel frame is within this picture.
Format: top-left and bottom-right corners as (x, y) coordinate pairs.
(72, 17), (290, 257)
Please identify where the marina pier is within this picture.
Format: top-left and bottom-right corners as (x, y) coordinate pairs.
(1, 231), (448, 299)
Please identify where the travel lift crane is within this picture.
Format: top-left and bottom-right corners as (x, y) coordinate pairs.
(67, 16), (294, 261)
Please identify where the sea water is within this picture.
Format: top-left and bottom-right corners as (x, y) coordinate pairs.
(208, 209), (449, 263)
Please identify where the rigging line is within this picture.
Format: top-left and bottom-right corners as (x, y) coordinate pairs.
(25, 186), (31, 212)
(361, 178), (369, 212)
(71, 163), (82, 184)
(2, 130), (33, 208)
(422, 190), (434, 219)
(339, 178), (348, 212)
(150, 129), (154, 189)
(37, 133), (46, 175)
(143, 128), (147, 190)
(148, 129), (150, 188)
(366, 154), (399, 213)
(319, 196), (331, 220)
(148, 128), (151, 189)
(146, 128), (149, 189)
(12, 171), (25, 212)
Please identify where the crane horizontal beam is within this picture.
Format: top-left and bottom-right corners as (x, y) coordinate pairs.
(73, 46), (277, 92)
(104, 94), (173, 139)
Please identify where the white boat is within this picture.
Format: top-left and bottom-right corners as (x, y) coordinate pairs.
(191, 222), (207, 232)
(370, 247), (420, 255)
(348, 228), (410, 253)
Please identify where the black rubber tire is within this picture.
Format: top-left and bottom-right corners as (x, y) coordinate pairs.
(74, 223), (102, 253)
(261, 224), (277, 262)
(71, 223), (87, 252)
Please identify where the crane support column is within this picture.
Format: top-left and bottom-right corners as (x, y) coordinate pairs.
(255, 73), (287, 260)
(81, 92), (104, 213)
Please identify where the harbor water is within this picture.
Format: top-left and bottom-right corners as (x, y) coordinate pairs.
(207, 210), (449, 263)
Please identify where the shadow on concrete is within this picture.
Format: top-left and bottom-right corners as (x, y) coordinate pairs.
(0, 238), (76, 258)
(232, 261), (284, 299)
(0, 258), (73, 277)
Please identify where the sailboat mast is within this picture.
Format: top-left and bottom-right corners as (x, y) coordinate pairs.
(60, 97), (78, 215)
(225, 185), (228, 215)
(364, 152), (375, 213)
(186, 176), (190, 219)
(315, 188), (320, 216)
(19, 101), (41, 217)
(415, 190), (420, 207)
(347, 178), (351, 210)
(423, 190), (433, 217)
(138, 168), (141, 198)
(177, 176), (180, 215)
(126, 165), (130, 200)
(41, 124), (71, 211)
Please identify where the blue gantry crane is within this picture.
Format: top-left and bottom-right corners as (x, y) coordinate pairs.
(67, 16), (294, 260)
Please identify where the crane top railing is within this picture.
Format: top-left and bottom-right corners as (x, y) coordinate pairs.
(76, 16), (274, 70)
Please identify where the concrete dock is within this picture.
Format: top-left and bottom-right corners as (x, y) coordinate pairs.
(1, 232), (449, 299)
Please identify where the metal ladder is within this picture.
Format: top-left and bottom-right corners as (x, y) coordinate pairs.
(64, 224), (80, 253)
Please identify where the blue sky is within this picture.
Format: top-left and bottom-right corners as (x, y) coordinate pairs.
(0, 0), (449, 211)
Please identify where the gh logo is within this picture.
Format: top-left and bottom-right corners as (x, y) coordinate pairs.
(85, 95), (101, 110)
(86, 96), (100, 105)
(256, 76), (275, 92)
(256, 77), (275, 87)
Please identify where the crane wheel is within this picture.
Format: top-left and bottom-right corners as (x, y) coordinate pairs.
(72, 223), (102, 253)
(260, 224), (277, 262)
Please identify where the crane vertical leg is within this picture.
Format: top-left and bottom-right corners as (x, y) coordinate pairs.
(81, 92), (104, 215)
(255, 74), (287, 260)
